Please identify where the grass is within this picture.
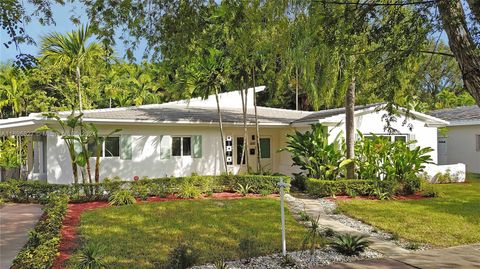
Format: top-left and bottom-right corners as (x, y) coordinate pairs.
(337, 174), (480, 247)
(79, 198), (306, 268)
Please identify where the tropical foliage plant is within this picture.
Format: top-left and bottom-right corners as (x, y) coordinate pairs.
(282, 124), (352, 180)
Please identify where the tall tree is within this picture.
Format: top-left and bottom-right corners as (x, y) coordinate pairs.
(40, 25), (102, 111)
(437, 0), (480, 107)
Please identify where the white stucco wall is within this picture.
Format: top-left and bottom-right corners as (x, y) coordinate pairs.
(326, 109), (439, 163)
(45, 124), (289, 184)
(439, 125), (480, 173)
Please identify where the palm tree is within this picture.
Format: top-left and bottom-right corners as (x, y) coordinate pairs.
(0, 66), (28, 117)
(128, 64), (161, 106)
(185, 47), (230, 173)
(40, 24), (102, 111)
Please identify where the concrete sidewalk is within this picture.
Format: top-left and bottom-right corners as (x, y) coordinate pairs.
(322, 244), (480, 269)
(0, 203), (43, 269)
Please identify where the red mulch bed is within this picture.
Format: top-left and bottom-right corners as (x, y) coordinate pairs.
(326, 192), (428, 201)
(52, 192), (278, 268)
(52, 201), (108, 269)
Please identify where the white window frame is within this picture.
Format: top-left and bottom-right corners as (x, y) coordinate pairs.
(171, 136), (192, 157)
(476, 134), (480, 152)
(363, 134), (408, 143)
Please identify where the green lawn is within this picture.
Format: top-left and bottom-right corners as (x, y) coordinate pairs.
(79, 198), (306, 268)
(338, 175), (480, 247)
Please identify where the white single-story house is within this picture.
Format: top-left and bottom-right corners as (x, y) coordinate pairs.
(431, 105), (480, 174)
(0, 87), (453, 184)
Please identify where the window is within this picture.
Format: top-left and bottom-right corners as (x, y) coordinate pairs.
(236, 137), (246, 165)
(172, 136), (191, 156)
(88, 137), (120, 157)
(364, 134), (407, 143)
(105, 137), (120, 157)
(260, 138), (271, 159)
(394, 135), (407, 142)
(476, 135), (480, 152)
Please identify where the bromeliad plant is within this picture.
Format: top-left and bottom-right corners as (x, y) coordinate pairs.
(281, 124), (352, 180)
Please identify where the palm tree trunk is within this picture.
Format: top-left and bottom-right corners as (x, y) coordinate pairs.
(295, 66), (299, 111)
(76, 66), (83, 111)
(240, 79), (249, 174)
(345, 77), (356, 179)
(253, 67), (262, 173)
(215, 88), (228, 173)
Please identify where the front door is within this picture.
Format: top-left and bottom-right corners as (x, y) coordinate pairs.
(438, 137), (448, 164)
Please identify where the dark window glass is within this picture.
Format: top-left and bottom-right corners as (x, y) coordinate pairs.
(172, 137), (182, 156)
(182, 137), (191, 156)
(104, 137), (120, 157)
(236, 137), (246, 165)
(88, 140), (98, 157)
(394, 136), (407, 142)
(260, 138), (271, 158)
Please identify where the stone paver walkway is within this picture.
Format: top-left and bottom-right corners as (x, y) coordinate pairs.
(0, 203), (43, 269)
(286, 194), (409, 256)
(321, 244), (480, 269)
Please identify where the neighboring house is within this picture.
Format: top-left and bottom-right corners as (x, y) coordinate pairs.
(431, 105), (480, 173)
(0, 87), (449, 184)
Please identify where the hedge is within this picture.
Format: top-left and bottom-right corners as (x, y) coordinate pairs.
(305, 178), (397, 198)
(0, 175), (290, 203)
(12, 193), (69, 269)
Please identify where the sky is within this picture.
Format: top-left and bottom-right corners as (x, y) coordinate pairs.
(0, 2), (147, 63)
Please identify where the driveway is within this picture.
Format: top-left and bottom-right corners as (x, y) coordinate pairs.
(0, 203), (43, 269)
(321, 244), (480, 269)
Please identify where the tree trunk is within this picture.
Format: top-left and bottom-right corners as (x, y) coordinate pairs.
(95, 144), (101, 183)
(437, 0), (480, 107)
(215, 89), (228, 173)
(240, 80), (249, 174)
(345, 77), (356, 179)
(76, 66), (83, 111)
(295, 66), (299, 111)
(253, 67), (262, 173)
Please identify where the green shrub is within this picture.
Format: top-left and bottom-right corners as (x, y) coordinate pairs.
(238, 237), (261, 262)
(12, 193), (68, 269)
(305, 178), (396, 198)
(433, 169), (460, 184)
(131, 184), (149, 200)
(167, 243), (199, 269)
(330, 234), (371, 256)
(1, 175), (289, 204)
(178, 182), (201, 199)
(291, 173), (307, 191)
(71, 243), (107, 269)
(109, 189), (136, 206)
(259, 189), (270, 197)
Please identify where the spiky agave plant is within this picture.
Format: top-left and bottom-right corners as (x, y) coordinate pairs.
(234, 183), (252, 196)
(330, 234), (372, 256)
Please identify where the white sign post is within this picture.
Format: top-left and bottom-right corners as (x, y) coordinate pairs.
(278, 178), (291, 257)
